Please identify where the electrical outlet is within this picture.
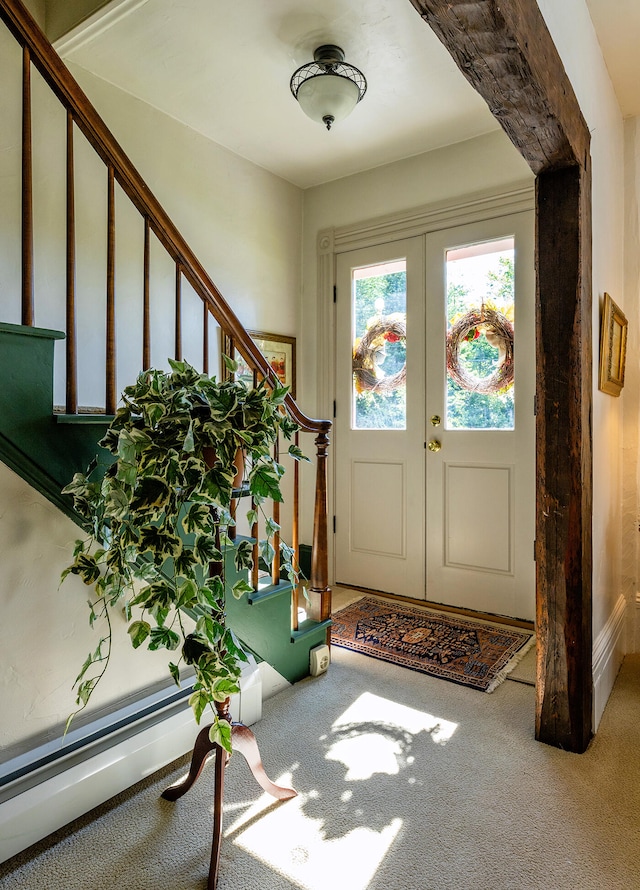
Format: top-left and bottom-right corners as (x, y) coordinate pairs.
(310, 644), (331, 676)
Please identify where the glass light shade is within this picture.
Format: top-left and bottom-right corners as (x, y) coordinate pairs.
(296, 73), (361, 127)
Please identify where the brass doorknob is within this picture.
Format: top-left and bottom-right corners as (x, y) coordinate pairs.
(428, 439), (442, 453)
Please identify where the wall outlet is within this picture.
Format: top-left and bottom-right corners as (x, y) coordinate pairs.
(310, 644), (331, 676)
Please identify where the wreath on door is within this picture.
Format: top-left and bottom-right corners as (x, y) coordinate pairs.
(446, 307), (514, 394)
(352, 316), (407, 393)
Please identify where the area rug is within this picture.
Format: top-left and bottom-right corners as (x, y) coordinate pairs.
(331, 596), (535, 692)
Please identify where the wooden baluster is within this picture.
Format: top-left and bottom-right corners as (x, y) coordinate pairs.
(309, 430), (331, 624)
(21, 46), (33, 326)
(105, 164), (116, 414)
(271, 438), (280, 586)
(175, 261), (182, 361)
(251, 497), (259, 591)
(65, 110), (77, 413)
(202, 303), (209, 375)
(142, 218), (151, 370)
(292, 430), (300, 630)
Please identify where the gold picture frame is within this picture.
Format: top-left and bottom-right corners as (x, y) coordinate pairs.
(598, 292), (628, 397)
(221, 330), (296, 399)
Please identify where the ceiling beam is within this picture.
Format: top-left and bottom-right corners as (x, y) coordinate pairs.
(408, 0), (590, 173)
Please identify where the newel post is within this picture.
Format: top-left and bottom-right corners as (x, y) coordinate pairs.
(308, 427), (331, 623)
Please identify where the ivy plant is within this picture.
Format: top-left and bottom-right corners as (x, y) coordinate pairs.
(61, 358), (306, 753)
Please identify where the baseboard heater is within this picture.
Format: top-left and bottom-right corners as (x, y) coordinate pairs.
(0, 659), (262, 864)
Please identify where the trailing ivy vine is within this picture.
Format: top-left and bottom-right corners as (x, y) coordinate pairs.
(61, 359), (306, 753)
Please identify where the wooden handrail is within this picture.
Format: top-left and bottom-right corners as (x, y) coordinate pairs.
(0, 0), (329, 435)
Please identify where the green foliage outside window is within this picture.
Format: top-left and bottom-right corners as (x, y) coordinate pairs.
(446, 255), (515, 430)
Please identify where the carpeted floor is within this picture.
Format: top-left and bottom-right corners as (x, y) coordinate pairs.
(2, 645), (640, 890)
(331, 595), (534, 692)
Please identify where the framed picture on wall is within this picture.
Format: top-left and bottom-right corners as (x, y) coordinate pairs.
(598, 292), (628, 397)
(221, 330), (296, 398)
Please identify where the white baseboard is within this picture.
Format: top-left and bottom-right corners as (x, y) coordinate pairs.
(0, 657), (279, 865)
(592, 593), (627, 731)
(0, 701), (198, 864)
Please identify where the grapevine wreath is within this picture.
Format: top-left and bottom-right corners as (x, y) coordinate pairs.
(352, 315), (406, 393)
(446, 306), (514, 394)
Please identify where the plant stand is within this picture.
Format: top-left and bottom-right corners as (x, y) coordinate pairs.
(161, 697), (297, 890)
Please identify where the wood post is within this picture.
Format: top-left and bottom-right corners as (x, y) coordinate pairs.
(143, 217), (151, 370)
(105, 164), (116, 415)
(308, 429), (331, 623)
(65, 109), (77, 413)
(175, 261), (182, 361)
(535, 165), (593, 751)
(21, 44), (33, 326)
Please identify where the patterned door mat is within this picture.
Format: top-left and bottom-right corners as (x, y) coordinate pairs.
(331, 596), (535, 692)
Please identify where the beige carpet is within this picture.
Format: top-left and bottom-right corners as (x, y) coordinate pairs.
(2, 650), (640, 890)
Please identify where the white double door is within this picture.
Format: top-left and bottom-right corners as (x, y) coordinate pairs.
(334, 212), (535, 621)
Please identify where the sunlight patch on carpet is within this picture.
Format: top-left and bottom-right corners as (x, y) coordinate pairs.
(225, 771), (402, 890)
(328, 690), (458, 774)
(224, 691), (455, 889)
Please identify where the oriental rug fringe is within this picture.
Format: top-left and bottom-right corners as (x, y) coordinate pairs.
(331, 596), (535, 692)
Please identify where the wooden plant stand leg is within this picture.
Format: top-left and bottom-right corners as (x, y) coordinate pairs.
(161, 699), (296, 890)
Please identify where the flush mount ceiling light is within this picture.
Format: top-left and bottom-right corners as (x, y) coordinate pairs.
(290, 44), (367, 131)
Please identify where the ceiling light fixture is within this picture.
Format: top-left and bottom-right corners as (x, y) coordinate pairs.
(290, 44), (367, 131)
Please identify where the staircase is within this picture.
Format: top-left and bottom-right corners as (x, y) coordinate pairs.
(0, 0), (332, 856)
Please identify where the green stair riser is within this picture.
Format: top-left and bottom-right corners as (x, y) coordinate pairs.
(224, 548), (329, 684)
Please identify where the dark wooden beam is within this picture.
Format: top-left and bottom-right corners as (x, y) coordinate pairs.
(408, 0), (590, 173)
(408, 0), (593, 751)
(535, 166), (593, 752)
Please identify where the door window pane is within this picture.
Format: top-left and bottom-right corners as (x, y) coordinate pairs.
(445, 238), (515, 430)
(352, 260), (407, 430)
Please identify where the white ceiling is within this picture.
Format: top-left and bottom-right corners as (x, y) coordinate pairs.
(56, 0), (640, 190)
(57, 0), (500, 189)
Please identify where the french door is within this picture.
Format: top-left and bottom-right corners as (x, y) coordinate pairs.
(333, 211), (535, 621)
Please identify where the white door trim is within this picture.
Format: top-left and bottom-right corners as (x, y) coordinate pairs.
(317, 182), (534, 590)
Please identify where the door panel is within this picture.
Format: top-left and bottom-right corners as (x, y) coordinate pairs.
(334, 238), (425, 598)
(445, 463), (512, 573)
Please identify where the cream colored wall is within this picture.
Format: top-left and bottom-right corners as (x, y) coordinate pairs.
(0, 463), (178, 750)
(68, 65), (303, 333)
(45, 0), (110, 42)
(623, 117), (640, 650)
